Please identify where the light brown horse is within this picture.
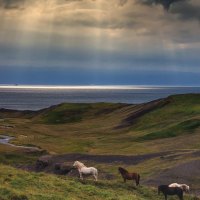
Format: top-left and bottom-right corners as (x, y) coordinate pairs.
(118, 167), (140, 186)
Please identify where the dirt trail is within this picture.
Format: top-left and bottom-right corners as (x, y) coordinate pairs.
(34, 149), (196, 174)
(49, 151), (172, 165)
(42, 149), (198, 165)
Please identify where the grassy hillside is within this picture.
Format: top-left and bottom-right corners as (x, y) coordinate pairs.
(37, 103), (126, 124)
(0, 164), (198, 200)
(137, 119), (200, 141)
(0, 94), (200, 199)
(133, 94), (200, 140)
(0, 94), (200, 155)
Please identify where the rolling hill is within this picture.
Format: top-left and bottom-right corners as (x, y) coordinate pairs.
(0, 94), (200, 199)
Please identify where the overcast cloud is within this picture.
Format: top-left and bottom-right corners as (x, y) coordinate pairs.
(0, 0), (199, 85)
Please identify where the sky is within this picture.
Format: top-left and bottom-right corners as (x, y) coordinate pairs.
(0, 0), (200, 86)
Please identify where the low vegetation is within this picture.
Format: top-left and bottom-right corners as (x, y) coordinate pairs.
(0, 164), (198, 200)
(37, 103), (126, 124)
(138, 119), (200, 141)
(0, 94), (200, 199)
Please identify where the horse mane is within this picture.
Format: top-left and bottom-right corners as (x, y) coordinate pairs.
(118, 167), (129, 174)
(74, 161), (86, 168)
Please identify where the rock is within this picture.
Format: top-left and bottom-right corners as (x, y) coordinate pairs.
(54, 162), (74, 175)
(35, 155), (52, 170)
(54, 163), (61, 171)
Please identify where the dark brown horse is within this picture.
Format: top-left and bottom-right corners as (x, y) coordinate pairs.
(118, 167), (140, 186)
(158, 185), (184, 200)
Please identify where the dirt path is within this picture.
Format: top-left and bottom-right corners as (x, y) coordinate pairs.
(49, 151), (171, 165)
(39, 149), (197, 165)
(35, 149), (196, 175)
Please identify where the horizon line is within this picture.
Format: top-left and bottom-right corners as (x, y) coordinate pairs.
(0, 84), (200, 90)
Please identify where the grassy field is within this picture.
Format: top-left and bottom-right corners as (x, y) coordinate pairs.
(0, 94), (200, 199)
(0, 164), (198, 200)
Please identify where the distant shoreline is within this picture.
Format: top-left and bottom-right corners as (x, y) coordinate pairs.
(0, 87), (200, 111)
(0, 85), (200, 90)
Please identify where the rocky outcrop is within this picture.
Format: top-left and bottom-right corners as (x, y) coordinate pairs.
(35, 155), (52, 170)
(54, 162), (74, 175)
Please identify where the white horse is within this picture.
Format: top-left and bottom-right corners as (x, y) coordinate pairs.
(73, 161), (98, 181)
(169, 183), (190, 193)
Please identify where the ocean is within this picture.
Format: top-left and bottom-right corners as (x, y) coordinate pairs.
(0, 86), (200, 111)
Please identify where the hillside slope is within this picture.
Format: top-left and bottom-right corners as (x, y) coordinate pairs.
(0, 94), (200, 199)
(0, 94), (200, 155)
(0, 164), (198, 200)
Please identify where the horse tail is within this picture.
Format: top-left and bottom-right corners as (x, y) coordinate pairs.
(137, 174), (140, 185)
(95, 168), (98, 176)
(187, 185), (190, 192)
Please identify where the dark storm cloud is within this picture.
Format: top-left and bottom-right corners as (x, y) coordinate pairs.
(170, 1), (200, 21)
(139, 0), (200, 21)
(139, 0), (186, 10)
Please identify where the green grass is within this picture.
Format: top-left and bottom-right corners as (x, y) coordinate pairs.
(138, 119), (200, 141)
(0, 94), (200, 199)
(133, 94), (200, 131)
(40, 103), (125, 124)
(0, 164), (198, 200)
(0, 151), (42, 166)
(41, 104), (92, 124)
(1, 94), (200, 155)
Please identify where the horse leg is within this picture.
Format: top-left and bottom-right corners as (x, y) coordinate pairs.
(178, 193), (183, 200)
(79, 172), (83, 180)
(93, 174), (98, 181)
(124, 178), (126, 183)
(165, 194), (167, 200)
(93, 170), (98, 181)
(137, 175), (140, 185)
(94, 175), (97, 181)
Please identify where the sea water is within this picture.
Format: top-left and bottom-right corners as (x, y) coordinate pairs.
(0, 86), (200, 110)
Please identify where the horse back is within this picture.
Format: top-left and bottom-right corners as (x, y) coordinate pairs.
(122, 172), (139, 180)
(125, 173), (135, 180)
(89, 167), (98, 174)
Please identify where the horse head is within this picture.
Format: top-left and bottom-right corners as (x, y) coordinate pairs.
(182, 184), (190, 192)
(73, 161), (85, 169)
(186, 185), (190, 192)
(118, 167), (128, 175)
(73, 161), (78, 167)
